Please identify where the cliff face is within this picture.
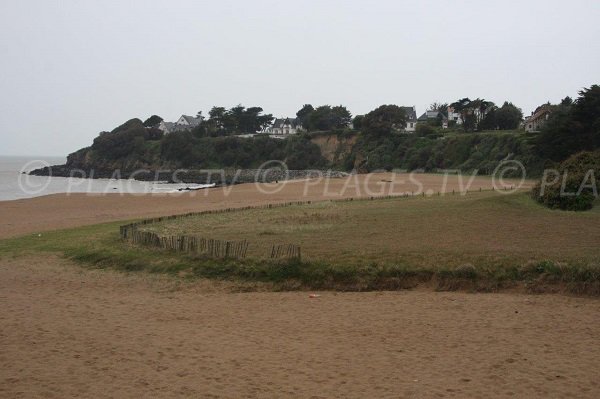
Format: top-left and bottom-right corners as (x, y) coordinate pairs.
(310, 133), (358, 166)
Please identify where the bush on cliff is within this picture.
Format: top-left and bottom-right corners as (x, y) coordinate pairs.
(532, 151), (600, 211)
(160, 132), (325, 169)
(91, 118), (163, 160)
(345, 130), (542, 175)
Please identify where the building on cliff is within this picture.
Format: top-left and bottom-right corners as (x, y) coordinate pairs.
(262, 117), (305, 135)
(158, 115), (203, 134)
(417, 109), (449, 129)
(524, 104), (552, 132)
(399, 106), (418, 132)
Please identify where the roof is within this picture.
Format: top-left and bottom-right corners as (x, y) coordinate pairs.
(529, 105), (552, 123)
(179, 115), (202, 126)
(400, 106), (417, 122)
(272, 117), (300, 128)
(418, 110), (448, 122)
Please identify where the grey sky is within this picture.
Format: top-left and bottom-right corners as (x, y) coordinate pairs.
(1, 0), (599, 156)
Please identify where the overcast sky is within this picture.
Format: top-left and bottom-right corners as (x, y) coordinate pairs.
(0, 0), (599, 156)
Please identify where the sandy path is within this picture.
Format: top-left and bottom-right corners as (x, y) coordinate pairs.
(0, 173), (530, 239)
(1, 256), (598, 398)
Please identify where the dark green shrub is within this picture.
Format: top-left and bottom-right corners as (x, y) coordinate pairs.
(532, 151), (600, 211)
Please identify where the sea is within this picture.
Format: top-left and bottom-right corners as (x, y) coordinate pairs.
(0, 156), (213, 201)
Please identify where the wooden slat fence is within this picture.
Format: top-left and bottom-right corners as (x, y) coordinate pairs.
(270, 244), (301, 260)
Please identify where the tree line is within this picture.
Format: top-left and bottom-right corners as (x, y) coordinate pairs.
(90, 85), (599, 177)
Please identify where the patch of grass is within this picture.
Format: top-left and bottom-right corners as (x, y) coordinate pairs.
(138, 191), (600, 268)
(1, 191), (599, 294)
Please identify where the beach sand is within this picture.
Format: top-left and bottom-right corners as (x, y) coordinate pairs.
(0, 173), (530, 239)
(4, 173), (594, 398)
(1, 256), (598, 398)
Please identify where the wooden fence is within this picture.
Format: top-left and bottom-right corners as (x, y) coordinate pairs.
(270, 244), (301, 260)
(127, 229), (250, 258)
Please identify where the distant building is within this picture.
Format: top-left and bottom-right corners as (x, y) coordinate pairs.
(158, 114), (203, 134)
(524, 104), (552, 132)
(263, 117), (304, 135)
(417, 109), (449, 128)
(401, 106), (418, 132)
(446, 106), (462, 126)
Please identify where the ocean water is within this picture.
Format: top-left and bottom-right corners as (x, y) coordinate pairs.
(0, 156), (213, 201)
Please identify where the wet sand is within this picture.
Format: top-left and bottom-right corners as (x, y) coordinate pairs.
(1, 256), (598, 398)
(0, 173), (529, 239)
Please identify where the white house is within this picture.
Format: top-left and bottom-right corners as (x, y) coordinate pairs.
(401, 106), (418, 132)
(263, 117), (304, 135)
(158, 114), (203, 134)
(447, 106), (463, 126)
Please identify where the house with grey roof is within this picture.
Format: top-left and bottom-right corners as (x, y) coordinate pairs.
(401, 106), (418, 132)
(418, 109), (449, 128)
(263, 117), (304, 135)
(158, 114), (203, 134)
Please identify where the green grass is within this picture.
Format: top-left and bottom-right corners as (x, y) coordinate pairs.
(139, 191), (600, 267)
(1, 191), (599, 293)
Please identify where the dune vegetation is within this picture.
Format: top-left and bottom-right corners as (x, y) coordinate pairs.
(1, 191), (599, 294)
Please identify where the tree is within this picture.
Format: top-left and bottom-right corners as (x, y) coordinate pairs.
(450, 98), (472, 131)
(362, 105), (407, 136)
(429, 102), (449, 116)
(306, 105), (352, 131)
(450, 98), (495, 131)
(537, 85), (600, 161)
(296, 104), (314, 129)
(143, 115), (163, 127)
(352, 115), (364, 130)
(331, 105), (352, 129)
(479, 108), (498, 130)
(208, 106), (227, 129)
(206, 105), (274, 134)
(495, 102), (523, 130)
(240, 106), (273, 133)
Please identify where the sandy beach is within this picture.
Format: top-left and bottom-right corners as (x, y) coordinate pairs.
(0, 173), (529, 239)
(1, 256), (599, 398)
(3, 174), (598, 398)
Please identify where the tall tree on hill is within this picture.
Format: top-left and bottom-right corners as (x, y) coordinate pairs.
(450, 98), (495, 131)
(362, 105), (407, 136)
(296, 104), (314, 129)
(450, 98), (472, 131)
(495, 102), (523, 130)
(537, 85), (600, 161)
(240, 106), (274, 133)
(143, 115), (163, 127)
(352, 115), (364, 130)
(306, 105), (352, 131)
(331, 105), (352, 128)
(208, 106), (227, 129)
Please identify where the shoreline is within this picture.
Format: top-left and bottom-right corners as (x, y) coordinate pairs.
(27, 164), (352, 185)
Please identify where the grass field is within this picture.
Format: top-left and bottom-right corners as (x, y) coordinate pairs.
(139, 191), (600, 267)
(1, 191), (599, 293)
